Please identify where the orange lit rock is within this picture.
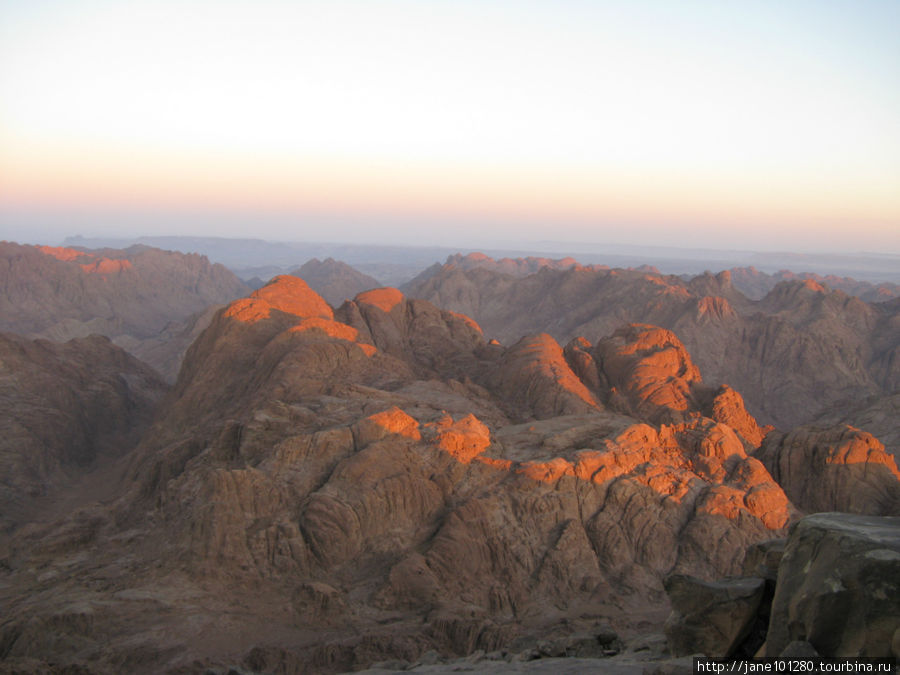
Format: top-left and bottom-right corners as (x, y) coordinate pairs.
(355, 287), (405, 314)
(708, 385), (769, 448)
(288, 317), (377, 356)
(474, 456), (514, 471)
(757, 424), (900, 515)
(517, 456), (575, 483)
(225, 275), (333, 324)
(80, 258), (133, 274)
(487, 333), (601, 419)
(424, 414), (491, 463)
(446, 311), (483, 335)
(354, 407), (422, 448)
(337, 289), (485, 377)
(36, 245), (91, 262)
(596, 324), (701, 422)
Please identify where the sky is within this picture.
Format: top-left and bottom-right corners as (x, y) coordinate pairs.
(1, 0), (899, 253)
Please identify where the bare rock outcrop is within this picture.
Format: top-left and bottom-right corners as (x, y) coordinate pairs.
(814, 392), (900, 463)
(337, 287), (486, 379)
(763, 513), (900, 657)
(704, 385), (771, 449)
(663, 574), (766, 657)
(1, 280), (798, 674)
(486, 333), (602, 420)
(596, 324), (700, 423)
(756, 425), (900, 515)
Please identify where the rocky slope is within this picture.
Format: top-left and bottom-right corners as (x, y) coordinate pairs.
(292, 257), (381, 306)
(403, 256), (900, 430)
(1, 277), (896, 674)
(813, 391), (900, 462)
(756, 425), (900, 516)
(0, 332), (167, 541)
(0, 241), (249, 379)
(0, 278), (798, 674)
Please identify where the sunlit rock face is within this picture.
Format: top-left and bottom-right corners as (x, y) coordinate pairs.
(2, 275), (895, 674)
(404, 256), (900, 431)
(596, 324), (701, 423)
(757, 425), (900, 516)
(485, 333), (602, 419)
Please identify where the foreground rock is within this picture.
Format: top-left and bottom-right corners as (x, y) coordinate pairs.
(764, 513), (900, 657)
(663, 575), (765, 657)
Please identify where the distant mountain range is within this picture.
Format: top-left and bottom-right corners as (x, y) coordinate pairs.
(0, 241), (249, 380)
(62, 234), (900, 285)
(402, 253), (900, 434)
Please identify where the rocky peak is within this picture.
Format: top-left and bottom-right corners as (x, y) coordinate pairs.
(595, 324), (701, 423)
(756, 425), (900, 515)
(292, 257), (380, 306)
(704, 385), (771, 448)
(687, 270), (734, 297)
(224, 274), (334, 323)
(337, 288), (485, 378)
(486, 333), (602, 420)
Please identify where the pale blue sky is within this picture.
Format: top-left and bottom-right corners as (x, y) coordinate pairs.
(1, 0), (898, 252)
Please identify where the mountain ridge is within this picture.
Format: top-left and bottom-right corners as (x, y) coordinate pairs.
(4, 276), (896, 672)
(0, 241), (250, 380)
(402, 254), (900, 430)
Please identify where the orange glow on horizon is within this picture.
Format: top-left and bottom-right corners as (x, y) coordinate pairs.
(3, 135), (898, 249)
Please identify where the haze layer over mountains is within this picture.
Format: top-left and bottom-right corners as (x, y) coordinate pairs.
(0, 237), (897, 673)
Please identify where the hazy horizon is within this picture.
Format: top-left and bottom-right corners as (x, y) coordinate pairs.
(2, 1), (899, 255)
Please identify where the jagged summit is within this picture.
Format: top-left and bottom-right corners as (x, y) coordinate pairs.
(292, 257), (381, 306)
